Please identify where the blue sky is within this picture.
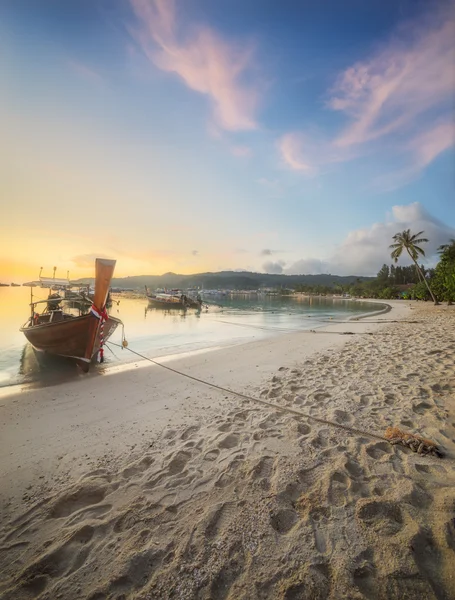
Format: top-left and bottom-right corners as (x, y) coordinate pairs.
(1, 0), (454, 279)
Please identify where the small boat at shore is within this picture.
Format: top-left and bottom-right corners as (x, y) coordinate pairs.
(145, 286), (202, 309)
(20, 259), (122, 372)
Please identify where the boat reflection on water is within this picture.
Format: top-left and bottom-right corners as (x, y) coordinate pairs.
(144, 304), (205, 321)
(19, 344), (83, 387)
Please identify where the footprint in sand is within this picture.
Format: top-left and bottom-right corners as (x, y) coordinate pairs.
(218, 434), (239, 449)
(314, 392), (332, 402)
(359, 395), (373, 408)
(18, 575), (49, 597)
(309, 506), (330, 553)
(328, 472), (349, 507)
(412, 402), (433, 415)
(383, 393), (396, 406)
(250, 456), (275, 481)
(410, 529), (447, 593)
(203, 448), (220, 462)
(297, 464), (324, 492)
(232, 409), (251, 421)
(356, 499), (403, 536)
(414, 463), (430, 474)
(87, 592), (108, 600)
(205, 502), (237, 539)
(19, 524), (95, 588)
(297, 423), (311, 436)
(65, 503), (113, 527)
(344, 458), (364, 479)
(180, 425), (200, 440)
(81, 468), (111, 482)
(48, 484), (108, 519)
(210, 555), (245, 600)
(333, 410), (353, 424)
(109, 547), (165, 593)
(445, 516), (455, 551)
(310, 431), (330, 449)
(217, 422), (232, 433)
(270, 508), (299, 534)
(121, 456), (154, 479)
(166, 451), (192, 475)
(365, 441), (392, 460)
(352, 548), (376, 597)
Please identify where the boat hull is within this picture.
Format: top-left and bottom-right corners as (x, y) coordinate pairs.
(20, 314), (121, 371)
(146, 295), (201, 310)
(146, 296), (186, 309)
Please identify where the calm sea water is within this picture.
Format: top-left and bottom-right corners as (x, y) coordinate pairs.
(0, 287), (381, 388)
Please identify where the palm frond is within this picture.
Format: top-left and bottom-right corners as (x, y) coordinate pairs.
(412, 245), (426, 256)
(412, 237), (429, 244)
(390, 247), (403, 262)
(410, 230), (424, 241)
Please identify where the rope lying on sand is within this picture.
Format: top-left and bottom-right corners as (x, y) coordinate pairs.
(384, 427), (443, 458)
(321, 319), (422, 324)
(107, 341), (444, 458)
(215, 319), (389, 336)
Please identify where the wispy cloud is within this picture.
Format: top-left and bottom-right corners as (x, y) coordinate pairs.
(278, 133), (315, 174)
(409, 119), (455, 170)
(279, 7), (455, 185)
(373, 119), (455, 191)
(128, 0), (260, 131)
(330, 14), (454, 149)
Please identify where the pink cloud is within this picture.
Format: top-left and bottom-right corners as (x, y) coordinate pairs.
(279, 7), (455, 184)
(278, 132), (354, 174)
(372, 119), (455, 191)
(129, 0), (260, 131)
(330, 14), (455, 148)
(410, 120), (455, 168)
(277, 133), (315, 174)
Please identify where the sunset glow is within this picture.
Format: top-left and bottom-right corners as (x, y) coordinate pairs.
(1, 0), (454, 282)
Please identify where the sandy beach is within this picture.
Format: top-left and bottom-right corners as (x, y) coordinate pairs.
(1, 301), (454, 600)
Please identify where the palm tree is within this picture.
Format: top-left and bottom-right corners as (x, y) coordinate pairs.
(389, 229), (438, 304)
(438, 239), (455, 259)
(436, 239), (455, 305)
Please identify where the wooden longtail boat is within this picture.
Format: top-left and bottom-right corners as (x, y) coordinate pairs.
(20, 259), (122, 372)
(145, 286), (202, 310)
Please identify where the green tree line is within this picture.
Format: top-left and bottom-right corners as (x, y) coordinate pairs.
(291, 234), (455, 303)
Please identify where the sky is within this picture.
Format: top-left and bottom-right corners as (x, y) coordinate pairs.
(1, 0), (454, 281)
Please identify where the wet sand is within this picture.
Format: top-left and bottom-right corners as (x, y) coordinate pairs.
(1, 301), (454, 600)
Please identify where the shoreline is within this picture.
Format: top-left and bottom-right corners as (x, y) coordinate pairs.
(3, 301), (455, 599)
(0, 298), (393, 398)
(0, 301), (409, 520)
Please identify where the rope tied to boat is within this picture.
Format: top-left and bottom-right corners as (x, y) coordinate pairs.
(90, 304), (109, 363)
(107, 341), (444, 458)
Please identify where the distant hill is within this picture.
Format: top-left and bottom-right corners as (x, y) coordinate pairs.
(75, 270), (373, 290)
